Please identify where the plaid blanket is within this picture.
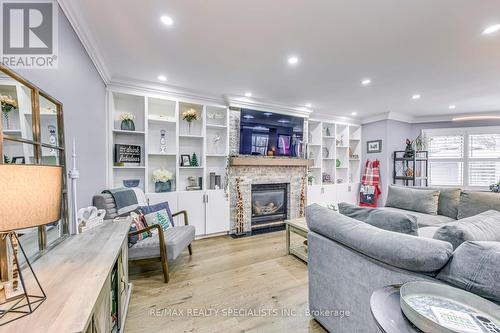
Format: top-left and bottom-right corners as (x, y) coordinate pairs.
(360, 160), (381, 207)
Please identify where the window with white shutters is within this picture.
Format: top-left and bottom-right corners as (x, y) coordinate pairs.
(423, 127), (500, 188)
(427, 135), (464, 186)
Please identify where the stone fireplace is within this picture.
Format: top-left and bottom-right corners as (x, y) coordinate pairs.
(228, 108), (311, 235)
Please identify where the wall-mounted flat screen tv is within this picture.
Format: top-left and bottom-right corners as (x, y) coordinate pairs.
(239, 109), (304, 157)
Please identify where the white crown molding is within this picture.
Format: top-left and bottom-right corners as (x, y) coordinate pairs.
(109, 77), (224, 105)
(309, 112), (361, 125)
(361, 112), (415, 125)
(225, 94), (313, 118)
(57, 0), (111, 84)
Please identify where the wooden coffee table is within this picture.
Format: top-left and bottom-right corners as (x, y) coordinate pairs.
(285, 217), (309, 263)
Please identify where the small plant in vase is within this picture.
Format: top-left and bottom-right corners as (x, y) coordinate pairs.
(120, 112), (136, 131)
(152, 168), (173, 193)
(1, 95), (17, 130)
(182, 108), (198, 135)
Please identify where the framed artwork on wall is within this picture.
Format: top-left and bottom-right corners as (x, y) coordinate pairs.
(367, 140), (382, 153)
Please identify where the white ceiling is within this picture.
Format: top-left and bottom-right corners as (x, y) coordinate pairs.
(63, 0), (500, 119)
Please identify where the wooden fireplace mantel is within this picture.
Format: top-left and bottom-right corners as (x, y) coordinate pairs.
(230, 156), (314, 167)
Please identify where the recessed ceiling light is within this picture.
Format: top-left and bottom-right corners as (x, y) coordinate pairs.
(351, 112), (358, 116)
(412, 94), (421, 100)
(482, 24), (500, 35)
(160, 16), (174, 26)
(305, 103), (312, 108)
(263, 112), (273, 116)
(243, 115), (254, 119)
(277, 119), (290, 123)
(361, 79), (371, 86)
(157, 75), (167, 82)
(244, 92), (252, 97)
(288, 56), (299, 65)
(449, 105), (456, 110)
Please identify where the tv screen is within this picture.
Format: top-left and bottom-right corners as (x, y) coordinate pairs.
(239, 109), (304, 157)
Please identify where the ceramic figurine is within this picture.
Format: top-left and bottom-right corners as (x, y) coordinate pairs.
(160, 129), (167, 153)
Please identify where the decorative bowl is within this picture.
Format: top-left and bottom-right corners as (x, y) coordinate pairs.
(123, 179), (140, 187)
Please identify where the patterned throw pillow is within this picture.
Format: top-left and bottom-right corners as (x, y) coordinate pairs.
(128, 212), (151, 246)
(143, 209), (172, 233)
(139, 202), (175, 226)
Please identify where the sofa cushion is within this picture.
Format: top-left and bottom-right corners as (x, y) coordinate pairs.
(413, 187), (462, 219)
(305, 204), (453, 273)
(128, 212), (151, 246)
(385, 185), (440, 215)
(129, 225), (195, 261)
(437, 241), (500, 304)
(378, 207), (454, 227)
(433, 210), (500, 249)
(418, 226), (439, 239)
(338, 202), (419, 235)
(457, 191), (500, 219)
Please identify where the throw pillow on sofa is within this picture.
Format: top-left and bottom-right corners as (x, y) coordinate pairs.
(143, 209), (173, 232)
(413, 186), (462, 219)
(139, 201), (175, 226)
(437, 241), (500, 304)
(433, 210), (500, 249)
(128, 212), (151, 246)
(338, 202), (419, 235)
(385, 185), (440, 215)
(457, 191), (500, 219)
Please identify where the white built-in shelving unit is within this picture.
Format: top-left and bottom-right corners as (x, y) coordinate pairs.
(307, 119), (362, 206)
(108, 89), (230, 237)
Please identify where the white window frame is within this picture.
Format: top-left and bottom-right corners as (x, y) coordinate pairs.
(422, 126), (500, 189)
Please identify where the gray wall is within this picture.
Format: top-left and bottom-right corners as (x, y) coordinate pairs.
(362, 120), (411, 204)
(362, 118), (500, 205)
(17, 7), (107, 208)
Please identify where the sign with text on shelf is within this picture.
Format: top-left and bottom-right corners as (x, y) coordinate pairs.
(115, 144), (141, 164)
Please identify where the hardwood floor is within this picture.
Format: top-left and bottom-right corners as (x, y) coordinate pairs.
(125, 231), (326, 333)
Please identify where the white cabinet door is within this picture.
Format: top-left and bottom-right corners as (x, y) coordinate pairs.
(178, 191), (206, 236)
(205, 190), (229, 234)
(322, 185), (337, 206)
(336, 183), (359, 205)
(307, 185), (324, 206)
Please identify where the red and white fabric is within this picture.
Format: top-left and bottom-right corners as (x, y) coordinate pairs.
(359, 159), (382, 207)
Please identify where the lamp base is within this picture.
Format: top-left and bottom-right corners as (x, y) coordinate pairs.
(0, 232), (46, 326)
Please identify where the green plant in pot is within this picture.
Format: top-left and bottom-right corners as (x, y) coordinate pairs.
(152, 168), (173, 193)
(1, 95), (17, 130)
(120, 112), (136, 131)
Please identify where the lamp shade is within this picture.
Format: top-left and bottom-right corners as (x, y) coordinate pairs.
(0, 165), (62, 232)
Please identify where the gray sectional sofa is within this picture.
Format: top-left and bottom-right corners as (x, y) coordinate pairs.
(306, 186), (500, 333)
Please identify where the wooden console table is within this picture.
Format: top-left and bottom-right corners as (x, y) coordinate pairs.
(3, 220), (132, 333)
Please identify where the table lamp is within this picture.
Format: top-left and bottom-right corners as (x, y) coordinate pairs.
(0, 164), (62, 325)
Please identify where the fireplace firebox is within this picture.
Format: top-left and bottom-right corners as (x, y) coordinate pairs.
(251, 183), (288, 225)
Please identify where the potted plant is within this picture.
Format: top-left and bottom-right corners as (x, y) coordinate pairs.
(1, 95), (17, 130)
(120, 112), (136, 131)
(152, 168), (173, 192)
(182, 108), (198, 134)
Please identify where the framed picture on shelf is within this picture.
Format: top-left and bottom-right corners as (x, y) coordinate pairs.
(180, 154), (191, 166)
(367, 140), (382, 153)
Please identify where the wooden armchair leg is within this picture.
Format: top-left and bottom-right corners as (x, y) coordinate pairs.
(188, 244), (193, 256)
(160, 255), (169, 283)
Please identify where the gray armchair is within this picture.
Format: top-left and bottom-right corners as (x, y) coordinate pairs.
(93, 192), (195, 283)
